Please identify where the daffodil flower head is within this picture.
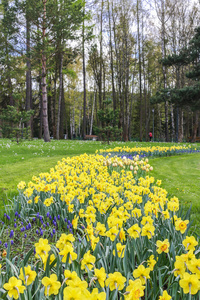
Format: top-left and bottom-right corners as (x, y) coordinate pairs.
(105, 272), (126, 291)
(158, 290), (172, 300)
(94, 267), (107, 288)
(41, 274), (61, 296)
(3, 276), (26, 299)
(19, 265), (37, 286)
(125, 278), (145, 299)
(179, 272), (200, 295)
(156, 239), (170, 254)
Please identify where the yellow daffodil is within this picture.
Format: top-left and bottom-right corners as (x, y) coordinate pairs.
(113, 243), (126, 258)
(19, 265), (36, 286)
(64, 270), (78, 285)
(106, 226), (119, 241)
(94, 267), (107, 288)
(179, 272), (200, 295)
(188, 258), (200, 278)
(173, 259), (186, 278)
(133, 265), (150, 285)
(125, 278), (145, 299)
(81, 250), (96, 271)
(3, 277), (26, 299)
(156, 239), (170, 254)
(105, 272), (126, 291)
(42, 274), (61, 296)
(141, 223), (155, 239)
(90, 288), (106, 300)
(59, 244), (77, 263)
(147, 255), (157, 271)
(182, 236), (198, 251)
(35, 238), (51, 261)
(17, 181), (26, 189)
(63, 286), (82, 300)
(175, 219), (189, 234)
(159, 290), (172, 300)
(127, 224), (141, 239)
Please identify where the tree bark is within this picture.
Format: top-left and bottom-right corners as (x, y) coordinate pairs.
(56, 52), (63, 139)
(26, 15), (33, 137)
(82, 17), (87, 138)
(191, 111), (199, 142)
(107, 0), (116, 112)
(137, 0), (143, 141)
(42, 0), (50, 142)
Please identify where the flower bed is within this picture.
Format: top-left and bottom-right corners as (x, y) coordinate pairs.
(97, 145), (200, 158)
(0, 153), (199, 299)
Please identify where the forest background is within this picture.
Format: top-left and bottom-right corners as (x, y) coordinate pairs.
(0, 0), (200, 143)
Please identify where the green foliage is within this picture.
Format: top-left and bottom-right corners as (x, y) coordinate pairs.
(0, 106), (33, 142)
(95, 99), (122, 144)
(154, 26), (200, 110)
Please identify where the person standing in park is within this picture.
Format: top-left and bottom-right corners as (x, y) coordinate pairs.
(149, 132), (152, 141)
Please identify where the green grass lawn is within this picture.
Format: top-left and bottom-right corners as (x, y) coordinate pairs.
(0, 138), (200, 234)
(150, 153), (200, 235)
(0, 139), (188, 200)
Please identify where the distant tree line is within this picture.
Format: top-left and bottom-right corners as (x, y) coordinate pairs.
(0, 0), (199, 142)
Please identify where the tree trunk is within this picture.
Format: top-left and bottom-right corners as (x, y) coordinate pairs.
(52, 69), (57, 138)
(137, 0), (142, 141)
(161, 0), (169, 142)
(82, 17), (87, 138)
(56, 52), (63, 139)
(39, 74), (43, 139)
(42, 0), (50, 142)
(60, 78), (65, 139)
(99, 0), (103, 112)
(191, 111), (199, 142)
(90, 89), (96, 135)
(170, 103), (175, 142)
(26, 15), (33, 137)
(107, 0), (116, 112)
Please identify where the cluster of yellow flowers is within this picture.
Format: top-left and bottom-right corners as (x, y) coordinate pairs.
(97, 145), (191, 155)
(7, 153), (199, 299)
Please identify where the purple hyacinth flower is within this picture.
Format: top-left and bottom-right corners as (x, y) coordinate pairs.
(9, 230), (14, 238)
